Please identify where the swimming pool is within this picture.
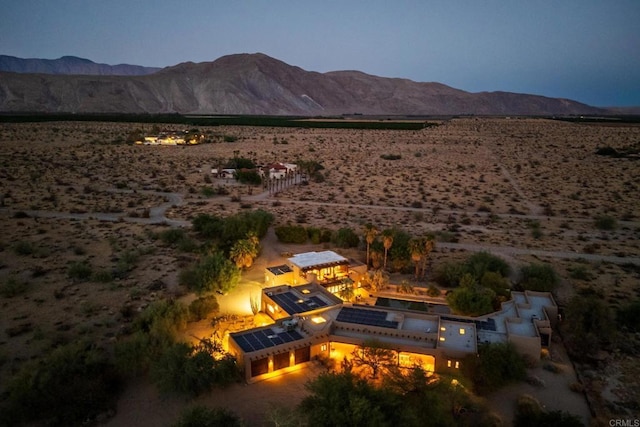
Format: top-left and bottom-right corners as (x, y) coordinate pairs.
(375, 297), (450, 314)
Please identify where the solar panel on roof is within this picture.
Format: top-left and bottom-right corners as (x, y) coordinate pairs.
(336, 307), (398, 329)
(232, 326), (307, 353)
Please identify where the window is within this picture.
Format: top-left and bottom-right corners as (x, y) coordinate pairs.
(321, 344), (327, 352)
(455, 361), (460, 369)
(447, 360), (452, 368)
(459, 328), (465, 335)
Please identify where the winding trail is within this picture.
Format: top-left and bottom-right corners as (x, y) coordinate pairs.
(2, 187), (638, 266)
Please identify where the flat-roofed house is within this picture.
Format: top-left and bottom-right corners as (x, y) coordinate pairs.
(230, 275), (558, 383)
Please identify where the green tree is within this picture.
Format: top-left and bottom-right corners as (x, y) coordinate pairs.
(2, 341), (122, 426)
(464, 251), (510, 280)
(234, 169), (262, 185)
(181, 252), (241, 295)
(338, 278), (355, 302)
(519, 263), (559, 292)
(363, 223), (379, 268)
(229, 232), (259, 269)
(462, 342), (526, 394)
(409, 238), (426, 280)
(351, 338), (397, 379)
(446, 275), (496, 316)
(300, 370), (400, 427)
(173, 406), (242, 427)
(333, 227), (360, 248)
(381, 229), (394, 270)
(564, 293), (616, 358)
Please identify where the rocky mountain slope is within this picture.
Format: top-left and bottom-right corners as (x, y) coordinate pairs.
(0, 53), (604, 115)
(0, 55), (160, 76)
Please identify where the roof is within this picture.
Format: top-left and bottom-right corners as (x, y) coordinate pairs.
(231, 327), (305, 353)
(269, 291), (330, 314)
(288, 251), (348, 270)
(266, 264), (292, 276)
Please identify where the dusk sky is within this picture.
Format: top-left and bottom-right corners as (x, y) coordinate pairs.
(1, 0), (639, 107)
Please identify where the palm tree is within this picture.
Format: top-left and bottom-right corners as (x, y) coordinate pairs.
(338, 278), (355, 302)
(230, 233), (259, 269)
(409, 238), (425, 280)
(363, 223), (379, 268)
(421, 236), (435, 280)
(381, 229), (394, 271)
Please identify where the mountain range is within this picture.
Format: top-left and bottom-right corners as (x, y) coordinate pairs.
(0, 53), (606, 116)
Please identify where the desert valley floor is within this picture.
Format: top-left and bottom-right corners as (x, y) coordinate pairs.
(0, 117), (639, 425)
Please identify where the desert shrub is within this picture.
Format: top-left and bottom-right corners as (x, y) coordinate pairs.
(275, 225), (308, 243)
(518, 263), (558, 292)
(189, 295), (219, 322)
(568, 265), (593, 281)
(1, 341), (122, 426)
(616, 299), (640, 332)
(200, 186), (216, 197)
(133, 299), (190, 344)
(223, 135), (238, 142)
(0, 277), (30, 298)
(332, 227), (360, 248)
(91, 269), (113, 283)
(12, 240), (34, 256)
(159, 228), (188, 246)
(513, 394), (583, 427)
(462, 342), (526, 394)
(594, 214), (617, 230)
(173, 405), (242, 427)
(67, 260), (93, 282)
(380, 153), (402, 160)
(426, 284), (441, 297)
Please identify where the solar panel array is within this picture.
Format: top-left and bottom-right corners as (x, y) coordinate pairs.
(232, 328), (305, 353)
(269, 291), (329, 314)
(336, 307), (399, 329)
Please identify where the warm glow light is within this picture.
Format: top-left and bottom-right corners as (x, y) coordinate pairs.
(311, 316), (326, 324)
(440, 326), (446, 331)
(439, 336), (446, 341)
(297, 299), (304, 303)
(459, 328), (465, 335)
(301, 289), (310, 294)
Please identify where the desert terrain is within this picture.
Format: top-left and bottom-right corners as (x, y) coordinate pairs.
(1, 118), (639, 425)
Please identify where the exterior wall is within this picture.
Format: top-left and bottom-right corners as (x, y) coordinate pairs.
(264, 270), (293, 288)
(507, 332), (542, 361)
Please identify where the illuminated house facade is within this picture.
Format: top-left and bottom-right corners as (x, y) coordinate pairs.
(264, 250), (367, 294)
(229, 280), (558, 383)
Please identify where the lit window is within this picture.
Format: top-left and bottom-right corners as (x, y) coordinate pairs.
(440, 326), (446, 332)
(439, 336), (445, 342)
(301, 289), (311, 294)
(321, 344), (327, 352)
(455, 361), (460, 369)
(267, 304), (274, 314)
(311, 316), (326, 324)
(447, 360), (452, 368)
(459, 328), (465, 335)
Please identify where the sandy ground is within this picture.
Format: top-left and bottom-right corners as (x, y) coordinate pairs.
(1, 118), (639, 425)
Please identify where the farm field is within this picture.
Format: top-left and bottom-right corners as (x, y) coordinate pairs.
(0, 117), (639, 425)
